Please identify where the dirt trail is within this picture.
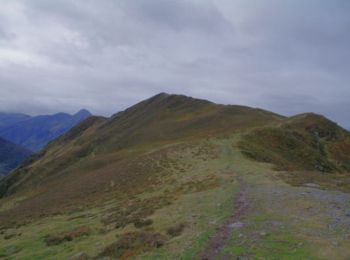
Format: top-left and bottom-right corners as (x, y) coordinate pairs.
(199, 178), (248, 260)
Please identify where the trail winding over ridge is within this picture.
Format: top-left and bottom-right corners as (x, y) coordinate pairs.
(200, 178), (248, 260)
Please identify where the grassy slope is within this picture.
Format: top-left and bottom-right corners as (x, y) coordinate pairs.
(239, 113), (350, 172)
(1, 94), (350, 259)
(0, 93), (282, 222)
(223, 136), (350, 260)
(1, 135), (350, 259)
(239, 113), (350, 193)
(0, 138), (239, 259)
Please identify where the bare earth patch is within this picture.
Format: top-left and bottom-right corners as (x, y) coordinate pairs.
(199, 178), (248, 260)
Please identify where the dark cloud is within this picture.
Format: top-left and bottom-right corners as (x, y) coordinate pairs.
(0, 0), (349, 128)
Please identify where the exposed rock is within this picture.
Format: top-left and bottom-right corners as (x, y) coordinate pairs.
(69, 252), (90, 260)
(259, 231), (268, 237)
(304, 183), (320, 188)
(229, 222), (244, 229)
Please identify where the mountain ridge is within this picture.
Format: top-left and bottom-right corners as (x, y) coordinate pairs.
(0, 93), (349, 259)
(0, 109), (92, 151)
(0, 93), (283, 201)
(1, 94), (348, 202)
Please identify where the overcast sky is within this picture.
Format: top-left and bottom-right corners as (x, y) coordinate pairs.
(0, 0), (349, 127)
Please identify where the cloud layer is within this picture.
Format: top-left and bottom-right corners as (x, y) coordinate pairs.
(0, 0), (349, 127)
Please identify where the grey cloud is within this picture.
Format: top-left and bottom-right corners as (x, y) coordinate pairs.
(0, 0), (349, 128)
(120, 0), (232, 33)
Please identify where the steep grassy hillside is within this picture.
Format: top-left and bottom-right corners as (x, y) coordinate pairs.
(1, 94), (350, 259)
(0, 138), (32, 176)
(239, 113), (350, 192)
(0, 94), (282, 220)
(0, 109), (91, 151)
(239, 113), (350, 172)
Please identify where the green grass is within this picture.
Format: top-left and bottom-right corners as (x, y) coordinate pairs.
(0, 138), (239, 259)
(225, 232), (316, 260)
(239, 113), (350, 173)
(1, 94), (350, 259)
(1, 135), (350, 259)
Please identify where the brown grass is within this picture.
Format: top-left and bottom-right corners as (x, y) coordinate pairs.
(97, 231), (167, 259)
(44, 226), (91, 246)
(166, 223), (186, 237)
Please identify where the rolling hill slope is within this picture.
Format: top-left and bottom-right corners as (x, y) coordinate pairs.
(0, 93), (349, 259)
(239, 113), (350, 172)
(0, 93), (282, 200)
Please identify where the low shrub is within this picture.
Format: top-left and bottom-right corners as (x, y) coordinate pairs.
(166, 223), (186, 237)
(134, 218), (153, 228)
(98, 231), (167, 258)
(44, 226), (91, 246)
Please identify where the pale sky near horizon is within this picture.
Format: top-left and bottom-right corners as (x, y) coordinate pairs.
(0, 0), (349, 128)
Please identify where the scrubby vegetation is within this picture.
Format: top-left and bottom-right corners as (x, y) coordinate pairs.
(166, 223), (186, 237)
(239, 113), (350, 173)
(44, 226), (91, 246)
(1, 94), (350, 259)
(98, 231), (167, 259)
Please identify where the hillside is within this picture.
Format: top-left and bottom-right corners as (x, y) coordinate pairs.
(0, 93), (282, 199)
(240, 113), (350, 172)
(0, 138), (32, 176)
(0, 93), (349, 259)
(239, 113), (350, 192)
(0, 109), (91, 151)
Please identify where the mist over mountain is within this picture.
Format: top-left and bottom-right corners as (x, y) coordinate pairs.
(0, 109), (91, 151)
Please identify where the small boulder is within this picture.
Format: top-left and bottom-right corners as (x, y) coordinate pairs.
(229, 222), (244, 229)
(69, 252), (90, 260)
(259, 231), (268, 237)
(304, 183), (320, 189)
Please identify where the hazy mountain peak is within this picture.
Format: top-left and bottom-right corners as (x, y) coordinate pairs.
(143, 93), (212, 108)
(0, 109), (93, 151)
(74, 109), (91, 118)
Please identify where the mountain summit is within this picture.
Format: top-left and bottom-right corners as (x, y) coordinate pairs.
(74, 109), (92, 119)
(0, 93), (282, 200)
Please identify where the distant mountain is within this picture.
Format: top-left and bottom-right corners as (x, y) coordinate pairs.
(0, 137), (32, 176)
(0, 112), (31, 128)
(0, 109), (91, 151)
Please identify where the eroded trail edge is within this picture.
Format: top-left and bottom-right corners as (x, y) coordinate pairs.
(200, 178), (248, 260)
